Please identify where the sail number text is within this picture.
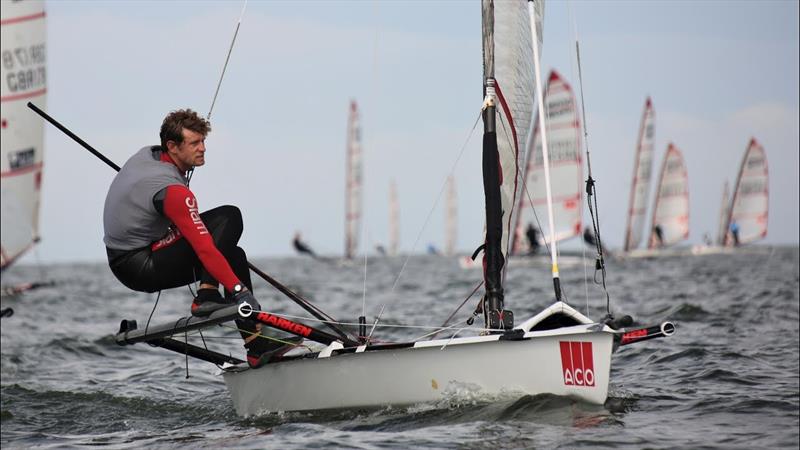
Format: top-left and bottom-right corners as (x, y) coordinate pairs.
(2, 44), (46, 93)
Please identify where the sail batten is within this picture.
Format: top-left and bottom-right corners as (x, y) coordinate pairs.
(1, 0), (47, 270)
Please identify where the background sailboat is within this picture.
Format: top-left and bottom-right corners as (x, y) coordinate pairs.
(647, 143), (690, 249)
(716, 181), (731, 245)
(1, 0), (47, 272)
(509, 69), (583, 266)
(344, 100), (363, 260)
(722, 138), (769, 247)
(388, 179), (399, 256)
(622, 97), (656, 254)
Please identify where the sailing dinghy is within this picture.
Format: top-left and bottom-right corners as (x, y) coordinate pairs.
(693, 138), (770, 255)
(1, 1), (54, 306)
(623, 143), (689, 259)
(722, 138), (768, 247)
(621, 98), (656, 255)
(1, 0), (47, 272)
(508, 69), (587, 268)
(344, 100), (363, 261)
(114, 0), (674, 416)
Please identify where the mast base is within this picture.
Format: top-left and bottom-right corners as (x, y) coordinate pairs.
(486, 309), (514, 331)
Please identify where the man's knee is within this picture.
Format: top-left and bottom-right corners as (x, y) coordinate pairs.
(201, 205), (243, 233)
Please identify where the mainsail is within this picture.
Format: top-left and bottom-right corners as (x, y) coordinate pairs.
(647, 144), (689, 249)
(480, 0), (539, 328)
(623, 97), (655, 252)
(344, 100), (362, 259)
(388, 180), (399, 256)
(1, 0), (47, 270)
(723, 138), (768, 246)
(444, 175), (457, 256)
(512, 70), (581, 254)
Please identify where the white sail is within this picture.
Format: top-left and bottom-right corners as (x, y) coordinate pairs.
(444, 176), (457, 256)
(623, 97), (655, 252)
(1, 0), (47, 270)
(716, 181), (730, 246)
(513, 70), (582, 253)
(344, 100), (362, 259)
(724, 138), (768, 246)
(483, 0), (539, 268)
(648, 144), (689, 249)
(388, 180), (399, 256)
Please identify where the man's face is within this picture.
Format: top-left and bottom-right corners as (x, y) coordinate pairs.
(168, 128), (206, 172)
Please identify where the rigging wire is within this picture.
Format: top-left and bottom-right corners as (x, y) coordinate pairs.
(207, 0), (248, 121)
(571, 14), (612, 316)
(565, 0), (592, 315)
(367, 112), (484, 340)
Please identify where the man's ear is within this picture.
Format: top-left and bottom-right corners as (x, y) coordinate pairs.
(165, 140), (177, 153)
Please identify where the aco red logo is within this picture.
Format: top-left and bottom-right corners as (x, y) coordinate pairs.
(559, 341), (595, 387)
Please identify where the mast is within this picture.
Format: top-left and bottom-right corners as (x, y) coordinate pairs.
(0, 0), (47, 270)
(479, 0), (536, 329)
(647, 144), (689, 249)
(344, 100), (362, 259)
(623, 97), (656, 252)
(723, 138), (768, 246)
(481, 0), (506, 329)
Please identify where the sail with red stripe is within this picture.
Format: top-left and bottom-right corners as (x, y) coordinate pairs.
(1, 0), (47, 270)
(623, 98), (655, 252)
(512, 70), (582, 254)
(723, 138), (768, 246)
(647, 144), (689, 249)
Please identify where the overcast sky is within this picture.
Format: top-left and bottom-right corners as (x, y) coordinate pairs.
(13, 0), (800, 263)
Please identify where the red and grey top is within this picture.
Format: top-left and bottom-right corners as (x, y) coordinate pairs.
(103, 146), (240, 290)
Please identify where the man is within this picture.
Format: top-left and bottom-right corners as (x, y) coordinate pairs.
(525, 223), (540, 255)
(103, 109), (293, 368)
(292, 231), (317, 258)
(730, 220), (740, 246)
(654, 224), (665, 247)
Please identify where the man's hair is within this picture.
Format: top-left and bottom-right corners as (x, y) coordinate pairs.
(159, 109), (211, 149)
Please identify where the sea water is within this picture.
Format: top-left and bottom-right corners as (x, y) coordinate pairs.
(1, 247), (798, 449)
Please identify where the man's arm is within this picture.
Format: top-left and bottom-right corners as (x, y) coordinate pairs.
(159, 184), (241, 292)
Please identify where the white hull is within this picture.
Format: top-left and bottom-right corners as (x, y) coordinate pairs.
(459, 254), (590, 270)
(618, 247), (689, 259)
(223, 303), (614, 416)
(619, 245), (774, 259)
(689, 244), (774, 256)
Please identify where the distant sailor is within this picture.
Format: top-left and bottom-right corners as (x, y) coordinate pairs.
(654, 224), (665, 248)
(292, 231), (317, 258)
(730, 220), (740, 246)
(102, 109), (293, 368)
(525, 223), (540, 255)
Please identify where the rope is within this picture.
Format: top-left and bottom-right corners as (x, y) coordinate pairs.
(368, 111), (483, 336)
